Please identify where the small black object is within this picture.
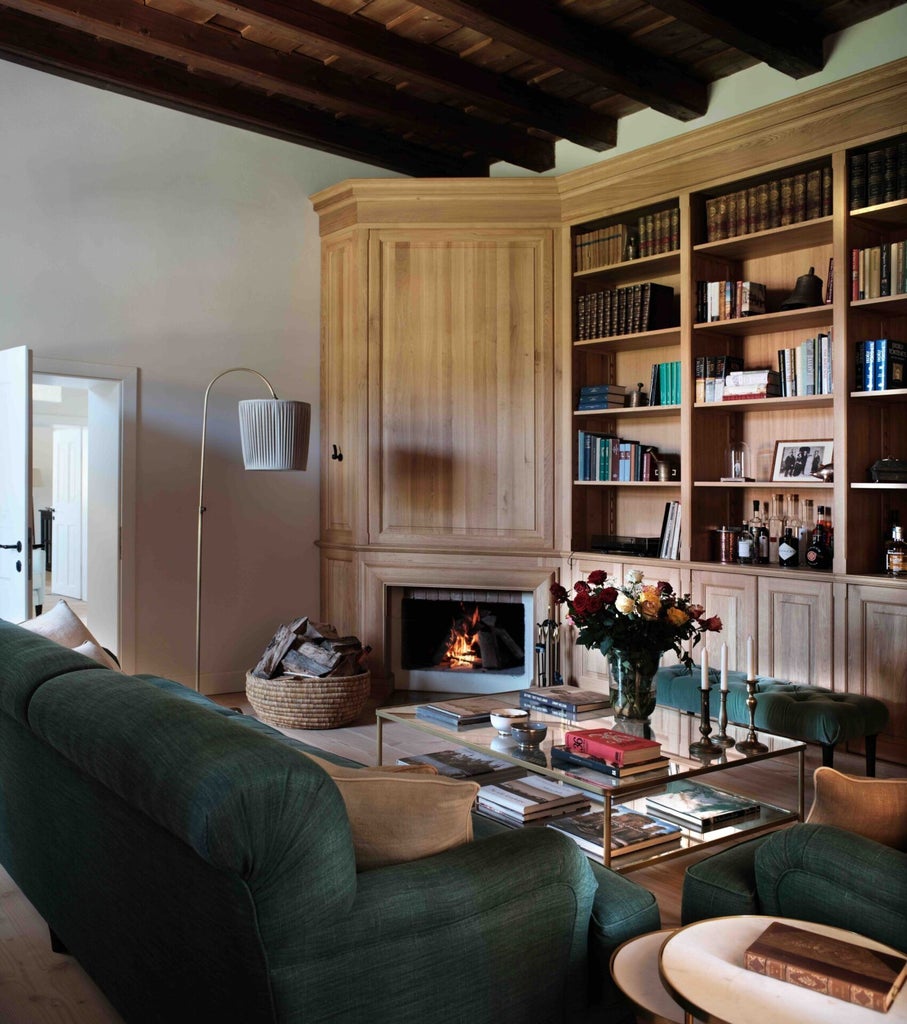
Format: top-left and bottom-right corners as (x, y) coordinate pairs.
(871, 458), (907, 483)
(331, 444), (343, 461)
(780, 266), (824, 310)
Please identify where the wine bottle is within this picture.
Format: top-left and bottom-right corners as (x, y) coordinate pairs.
(885, 522), (906, 577)
(805, 509), (831, 570)
(778, 526), (799, 568)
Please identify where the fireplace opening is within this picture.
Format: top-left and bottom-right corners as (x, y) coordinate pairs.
(401, 598), (525, 676)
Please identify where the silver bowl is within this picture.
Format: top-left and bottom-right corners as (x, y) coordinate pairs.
(510, 722), (548, 748)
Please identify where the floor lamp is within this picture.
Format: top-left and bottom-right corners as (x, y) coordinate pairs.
(195, 367), (310, 692)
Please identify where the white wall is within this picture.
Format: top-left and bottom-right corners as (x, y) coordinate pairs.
(1, 6), (903, 690)
(0, 60), (400, 692)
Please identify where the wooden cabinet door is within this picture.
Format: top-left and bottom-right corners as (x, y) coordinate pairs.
(847, 583), (907, 765)
(368, 229), (554, 549)
(690, 570), (757, 673)
(757, 575), (833, 686)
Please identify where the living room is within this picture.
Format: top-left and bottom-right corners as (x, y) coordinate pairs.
(2, 4), (907, 1021)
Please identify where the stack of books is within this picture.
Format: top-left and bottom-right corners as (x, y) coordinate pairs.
(777, 332), (833, 396)
(547, 803), (682, 858)
(575, 282), (674, 340)
(855, 338), (906, 391)
(576, 383), (628, 410)
(550, 743), (670, 780)
(850, 241), (907, 298)
(645, 781), (761, 833)
(519, 685), (610, 721)
(694, 354), (745, 403)
(849, 143), (907, 210)
(722, 368), (781, 401)
(564, 727), (662, 765)
(648, 360), (681, 406)
(414, 695), (513, 729)
(576, 431), (659, 482)
(658, 500), (681, 560)
(396, 748), (522, 781)
(476, 775), (591, 826)
(705, 169), (832, 241)
(573, 223), (633, 271)
(696, 280), (766, 322)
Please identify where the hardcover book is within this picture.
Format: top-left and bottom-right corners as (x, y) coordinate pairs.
(744, 921), (907, 1012)
(414, 695), (515, 728)
(564, 727), (662, 766)
(519, 686), (611, 714)
(478, 775), (591, 821)
(547, 804), (682, 858)
(645, 780), (760, 831)
(396, 748), (520, 780)
(550, 743), (671, 778)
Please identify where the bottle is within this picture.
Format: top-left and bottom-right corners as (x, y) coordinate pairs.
(756, 501), (770, 564)
(885, 519), (906, 577)
(785, 493), (802, 559)
(778, 526), (800, 567)
(822, 504), (834, 559)
(805, 509), (831, 570)
(798, 498), (814, 553)
(768, 494), (785, 564)
(736, 518), (755, 564)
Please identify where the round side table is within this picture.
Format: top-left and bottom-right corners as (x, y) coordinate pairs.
(611, 928), (687, 1023)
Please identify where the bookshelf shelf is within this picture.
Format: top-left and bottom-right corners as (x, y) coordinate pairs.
(692, 306), (833, 337)
(850, 388), (907, 400)
(694, 480), (831, 490)
(851, 482), (907, 490)
(850, 294), (907, 314)
(574, 250), (680, 281)
(693, 217), (833, 261)
(575, 404), (681, 418)
(849, 198), (907, 227)
(574, 480), (679, 488)
(694, 394), (833, 412)
(574, 327), (681, 353)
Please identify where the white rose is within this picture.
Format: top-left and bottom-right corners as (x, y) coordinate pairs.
(626, 569), (643, 584)
(615, 592), (635, 615)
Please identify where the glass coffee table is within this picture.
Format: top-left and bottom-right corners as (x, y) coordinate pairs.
(376, 693), (805, 870)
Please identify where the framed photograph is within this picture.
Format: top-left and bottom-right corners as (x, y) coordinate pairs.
(771, 440), (833, 481)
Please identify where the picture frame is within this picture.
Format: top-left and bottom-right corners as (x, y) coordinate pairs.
(771, 440), (833, 481)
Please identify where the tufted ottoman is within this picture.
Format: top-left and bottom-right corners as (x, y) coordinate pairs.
(655, 665), (889, 775)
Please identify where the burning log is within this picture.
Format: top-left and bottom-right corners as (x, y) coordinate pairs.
(433, 605), (523, 671)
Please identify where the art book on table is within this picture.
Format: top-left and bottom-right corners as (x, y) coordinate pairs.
(547, 804), (682, 858)
(564, 727), (662, 766)
(744, 921), (907, 1013)
(550, 744), (671, 779)
(478, 775), (591, 821)
(645, 780), (760, 831)
(519, 686), (611, 715)
(414, 695), (513, 728)
(396, 749), (521, 780)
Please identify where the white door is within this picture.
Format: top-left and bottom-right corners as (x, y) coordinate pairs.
(52, 426), (84, 600)
(0, 345), (32, 622)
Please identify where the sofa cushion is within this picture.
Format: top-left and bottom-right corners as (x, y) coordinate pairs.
(307, 754), (480, 871)
(807, 767), (907, 851)
(20, 600), (120, 670)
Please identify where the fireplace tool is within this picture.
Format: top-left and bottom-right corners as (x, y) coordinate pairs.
(535, 619), (561, 687)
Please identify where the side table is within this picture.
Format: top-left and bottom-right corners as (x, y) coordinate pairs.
(611, 928), (685, 1023)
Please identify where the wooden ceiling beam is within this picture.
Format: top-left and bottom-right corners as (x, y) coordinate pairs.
(195, 0), (616, 151)
(0, 7), (491, 176)
(643, 0), (824, 79)
(0, 0), (555, 170)
(411, 0), (709, 122)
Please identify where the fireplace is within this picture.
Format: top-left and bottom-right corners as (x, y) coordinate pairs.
(389, 587), (535, 693)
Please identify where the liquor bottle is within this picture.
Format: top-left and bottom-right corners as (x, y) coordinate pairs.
(756, 501), (771, 564)
(768, 494), (785, 564)
(778, 526), (800, 567)
(736, 518), (755, 564)
(885, 516), (906, 577)
(805, 509), (831, 570)
(785, 494), (802, 563)
(798, 498), (815, 553)
(823, 504), (834, 558)
(749, 500), (768, 564)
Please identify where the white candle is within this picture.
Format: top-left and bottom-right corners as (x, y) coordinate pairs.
(746, 635), (755, 681)
(701, 649), (709, 690)
(720, 643), (728, 692)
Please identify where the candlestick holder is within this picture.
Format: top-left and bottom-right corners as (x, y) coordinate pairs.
(735, 678), (769, 754)
(689, 686), (722, 757)
(715, 688), (735, 747)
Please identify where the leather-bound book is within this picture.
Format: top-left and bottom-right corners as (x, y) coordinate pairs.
(744, 921), (907, 1013)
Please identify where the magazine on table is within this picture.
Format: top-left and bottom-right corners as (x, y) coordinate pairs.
(645, 780), (760, 831)
(547, 803), (682, 857)
(396, 748), (522, 780)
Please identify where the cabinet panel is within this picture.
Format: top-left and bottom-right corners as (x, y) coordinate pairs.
(847, 583), (907, 765)
(369, 230), (554, 549)
(757, 575), (833, 685)
(690, 570), (757, 672)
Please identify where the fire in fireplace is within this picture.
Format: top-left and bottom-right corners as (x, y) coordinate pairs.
(402, 598), (525, 676)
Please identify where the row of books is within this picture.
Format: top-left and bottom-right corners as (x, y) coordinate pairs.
(576, 383), (628, 410)
(575, 282), (674, 340)
(649, 360), (681, 406)
(573, 210), (680, 271)
(849, 143), (907, 210)
(694, 354), (743, 403)
(855, 338), (906, 392)
(704, 168), (832, 243)
(777, 332), (833, 397)
(658, 500), (682, 560)
(553, 725), (666, 772)
(695, 280), (766, 322)
(576, 431), (659, 483)
(850, 242), (907, 300)
(720, 368), (780, 401)
(518, 685), (610, 721)
(476, 775), (591, 826)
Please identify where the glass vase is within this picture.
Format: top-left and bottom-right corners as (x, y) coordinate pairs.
(608, 650), (658, 722)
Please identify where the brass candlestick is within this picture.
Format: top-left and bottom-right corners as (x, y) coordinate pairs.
(735, 678), (769, 754)
(715, 688), (735, 747)
(689, 686), (722, 757)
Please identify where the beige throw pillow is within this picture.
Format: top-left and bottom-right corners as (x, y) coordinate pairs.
(806, 767), (907, 851)
(21, 600), (120, 671)
(72, 639), (122, 672)
(304, 753), (478, 871)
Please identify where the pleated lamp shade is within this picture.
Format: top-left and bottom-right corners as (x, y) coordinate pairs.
(238, 398), (310, 471)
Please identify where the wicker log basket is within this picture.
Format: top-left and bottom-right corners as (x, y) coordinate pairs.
(245, 670), (370, 730)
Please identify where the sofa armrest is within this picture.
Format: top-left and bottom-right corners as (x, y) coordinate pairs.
(754, 823), (907, 952)
(681, 835), (771, 924)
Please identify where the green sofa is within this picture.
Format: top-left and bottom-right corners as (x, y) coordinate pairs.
(0, 618), (659, 1023)
(681, 824), (907, 953)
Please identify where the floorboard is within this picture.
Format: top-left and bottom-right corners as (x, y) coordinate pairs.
(1, 690), (902, 1023)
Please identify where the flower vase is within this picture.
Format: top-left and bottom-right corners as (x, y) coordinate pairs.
(607, 650), (658, 722)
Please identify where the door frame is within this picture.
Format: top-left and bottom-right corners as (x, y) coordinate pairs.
(35, 357), (138, 674)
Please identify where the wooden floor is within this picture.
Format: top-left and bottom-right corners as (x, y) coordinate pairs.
(1, 690), (903, 1024)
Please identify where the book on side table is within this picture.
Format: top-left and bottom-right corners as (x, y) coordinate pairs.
(645, 780), (760, 832)
(547, 804), (682, 858)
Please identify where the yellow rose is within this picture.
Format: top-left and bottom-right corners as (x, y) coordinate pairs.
(637, 589), (662, 620)
(615, 592), (635, 615)
(667, 606), (690, 627)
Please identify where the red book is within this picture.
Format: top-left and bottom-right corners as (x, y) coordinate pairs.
(564, 727), (662, 766)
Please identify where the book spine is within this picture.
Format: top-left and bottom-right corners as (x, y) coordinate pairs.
(743, 950), (888, 1012)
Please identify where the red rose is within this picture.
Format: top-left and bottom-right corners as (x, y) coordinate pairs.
(601, 587), (618, 604)
(687, 604), (705, 620)
(572, 591), (592, 614)
(587, 569), (607, 585)
(574, 580), (590, 593)
(550, 583), (568, 603)
(702, 615), (723, 632)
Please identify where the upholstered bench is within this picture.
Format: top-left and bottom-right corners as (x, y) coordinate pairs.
(655, 664), (889, 775)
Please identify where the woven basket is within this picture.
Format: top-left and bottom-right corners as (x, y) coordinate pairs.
(245, 670), (370, 730)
